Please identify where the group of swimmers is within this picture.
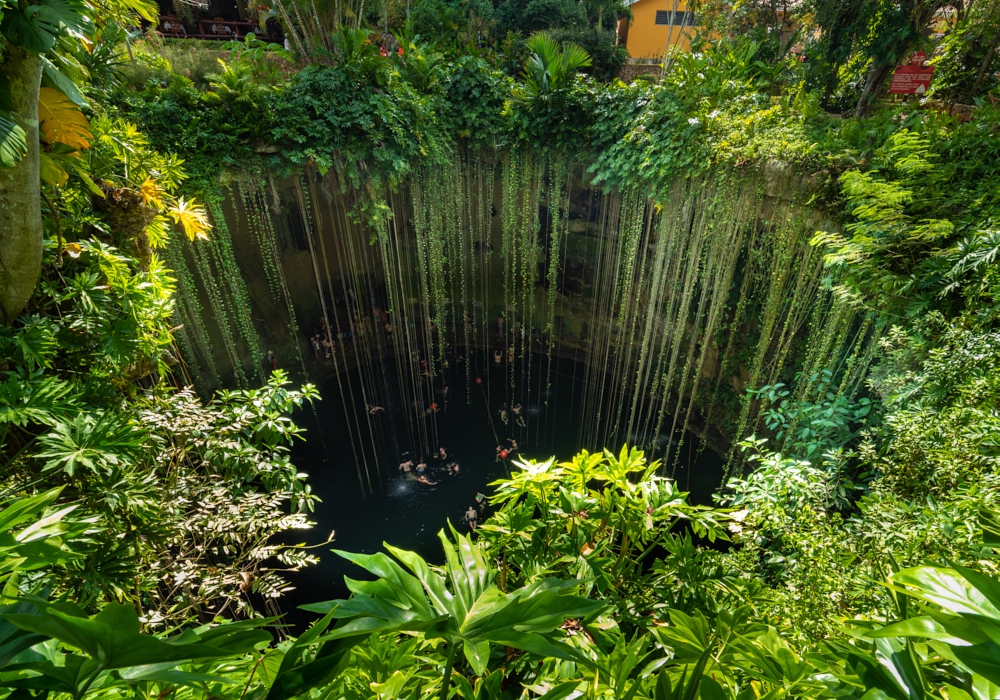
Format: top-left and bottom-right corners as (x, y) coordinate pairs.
(498, 403), (526, 428)
(495, 438), (519, 461)
(398, 446), (460, 486)
(396, 449), (489, 533)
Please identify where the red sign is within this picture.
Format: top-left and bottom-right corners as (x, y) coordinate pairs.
(889, 51), (934, 94)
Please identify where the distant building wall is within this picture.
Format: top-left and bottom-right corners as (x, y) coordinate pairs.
(624, 0), (698, 59)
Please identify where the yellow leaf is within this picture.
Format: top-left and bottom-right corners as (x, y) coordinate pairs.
(139, 177), (164, 207)
(168, 197), (212, 241)
(38, 87), (91, 150)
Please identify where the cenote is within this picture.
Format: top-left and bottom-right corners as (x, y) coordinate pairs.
(283, 350), (724, 624)
(169, 156), (877, 628)
(4, 5), (997, 695)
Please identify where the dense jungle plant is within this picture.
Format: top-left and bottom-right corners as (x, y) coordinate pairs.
(0, 63), (320, 623)
(478, 448), (729, 619)
(752, 369), (873, 464)
(0, 233), (321, 623)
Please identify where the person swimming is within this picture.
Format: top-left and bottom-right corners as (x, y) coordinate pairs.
(368, 404), (385, 414)
(493, 349), (502, 365)
(499, 403), (508, 425)
(416, 474), (437, 486)
(416, 460), (427, 474)
(507, 437), (518, 453)
(465, 505), (479, 530)
(447, 461), (460, 474)
(513, 403), (526, 427)
(399, 459), (413, 473)
(475, 491), (486, 513)
(438, 446), (448, 460)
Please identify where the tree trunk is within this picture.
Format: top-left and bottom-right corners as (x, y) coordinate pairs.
(0, 46), (42, 325)
(854, 61), (893, 116)
(969, 26), (1000, 101)
(853, 0), (948, 116)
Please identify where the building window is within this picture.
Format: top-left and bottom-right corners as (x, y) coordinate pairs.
(654, 10), (697, 25)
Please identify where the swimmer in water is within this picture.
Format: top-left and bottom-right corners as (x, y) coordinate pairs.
(447, 461), (460, 474)
(499, 403), (508, 425)
(416, 460), (427, 474)
(495, 445), (503, 462)
(416, 474), (437, 486)
(399, 459), (413, 473)
(475, 491), (486, 513)
(368, 404), (385, 414)
(507, 437), (518, 453)
(465, 505), (479, 531)
(513, 403), (526, 427)
(438, 446), (447, 460)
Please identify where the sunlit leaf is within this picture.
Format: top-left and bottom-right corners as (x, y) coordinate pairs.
(41, 57), (87, 108)
(38, 87), (91, 150)
(168, 197), (211, 241)
(139, 177), (163, 207)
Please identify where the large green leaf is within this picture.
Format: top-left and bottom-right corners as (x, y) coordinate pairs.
(305, 529), (604, 676)
(0, 8), (56, 52)
(263, 610), (357, 700)
(0, 652), (97, 695)
(33, 0), (91, 38)
(2, 602), (270, 670)
(0, 601), (51, 671)
(41, 57), (86, 108)
(953, 643), (1000, 686)
(890, 568), (1000, 619)
(0, 75), (27, 167)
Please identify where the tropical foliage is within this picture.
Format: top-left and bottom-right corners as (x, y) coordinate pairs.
(2, 1), (1000, 700)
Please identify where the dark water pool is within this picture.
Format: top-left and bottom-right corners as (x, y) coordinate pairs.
(279, 352), (723, 628)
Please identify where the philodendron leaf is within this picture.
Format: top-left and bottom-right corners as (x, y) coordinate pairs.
(263, 612), (357, 700)
(0, 75), (27, 168)
(0, 9), (57, 52)
(953, 643), (1000, 686)
(118, 665), (239, 687)
(0, 653), (97, 695)
(303, 530), (604, 678)
(0, 110), (27, 168)
(38, 87), (90, 150)
(891, 567), (1000, 619)
(41, 57), (87, 108)
(2, 602), (270, 670)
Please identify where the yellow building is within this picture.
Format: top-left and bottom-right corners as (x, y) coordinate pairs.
(619, 0), (698, 59)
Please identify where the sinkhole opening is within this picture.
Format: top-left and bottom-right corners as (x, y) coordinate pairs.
(279, 350), (724, 628)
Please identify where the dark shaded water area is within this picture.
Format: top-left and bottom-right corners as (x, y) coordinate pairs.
(279, 352), (724, 629)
